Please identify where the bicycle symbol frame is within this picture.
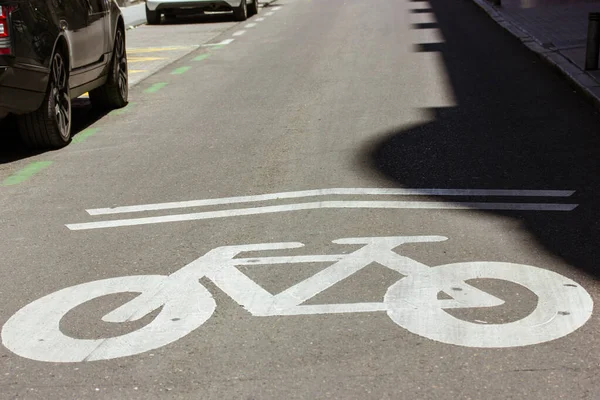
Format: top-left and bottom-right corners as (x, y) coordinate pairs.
(1, 236), (593, 362)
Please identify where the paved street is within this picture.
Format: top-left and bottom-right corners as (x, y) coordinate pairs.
(1, 0), (600, 398)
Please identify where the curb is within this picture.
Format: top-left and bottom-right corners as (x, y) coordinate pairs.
(125, 0), (280, 30)
(126, 20), (147, 31)
(471, 0), (600, 112)
(261, 0), (280, 7)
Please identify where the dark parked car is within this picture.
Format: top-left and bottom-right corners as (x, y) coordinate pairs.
(0, 0), (128, 149)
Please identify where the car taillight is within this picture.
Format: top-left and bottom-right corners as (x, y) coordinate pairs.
(0, 5), (13, 55)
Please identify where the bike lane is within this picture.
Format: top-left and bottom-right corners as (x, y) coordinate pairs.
(1, 0), (600, 398)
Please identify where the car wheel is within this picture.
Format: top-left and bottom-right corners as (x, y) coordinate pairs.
(165, 13), (177, 22)
(90, 27), (129, 110)
(146, 4), (161, 25)
(17, 50), (71, 149)
(248, 0), (259, 16)
(233, 0), (247, 21)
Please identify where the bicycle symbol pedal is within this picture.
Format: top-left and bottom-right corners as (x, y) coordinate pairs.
(1, 236), (593, 363)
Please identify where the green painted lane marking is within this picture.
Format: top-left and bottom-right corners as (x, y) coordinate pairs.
(1, 161), (53, 186)
(144, 82), (168, 94)
(71, 127), (99, 144)
(193, 54), (210, 61)
(171, 66), (191, 75)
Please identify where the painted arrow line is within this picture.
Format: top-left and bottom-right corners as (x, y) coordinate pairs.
(66, 200), (577, 231)
(86, 188), (576, 216)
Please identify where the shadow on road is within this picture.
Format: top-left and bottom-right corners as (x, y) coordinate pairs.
(0, 99), (109, 164)
(161, 12), (242, 25)
(363, 0), (600, 276)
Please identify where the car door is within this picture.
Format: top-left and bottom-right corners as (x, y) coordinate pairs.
(64, 0), (106, 69)
(84, 0), (107, 65)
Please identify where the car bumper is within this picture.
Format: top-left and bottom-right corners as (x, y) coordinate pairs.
(146, 0), (242, 11)
(0, 65), (47, 116)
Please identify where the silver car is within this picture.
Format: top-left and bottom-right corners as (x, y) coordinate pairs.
(145, 0), (259, 23)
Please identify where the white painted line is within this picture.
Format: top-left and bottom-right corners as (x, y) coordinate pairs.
(234, 255), (345, 266)
(203, 39), (234, 47)
(409, 1), (431, 10)
(256, 17), (265, 21)
(86, 188), (576, 215)
(265, 11), (274, 16)
(409, 13), (437, 24)
(413, 28), (445, 44)
(245, 23), (257, 28)
(68, 201), (577, 230)
(232, 30), (246, 36)
(271, 6), (281, 10)
(277, 303), (389, 316)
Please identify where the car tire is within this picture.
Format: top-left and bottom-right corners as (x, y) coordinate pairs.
(248, 0), (259, 16)
(233, 0), (247, 21)
(17, 50), (71, 149)
(165, 13), (177, 22)
(90, 27), (129, 111)
(146, 5), (161, 25)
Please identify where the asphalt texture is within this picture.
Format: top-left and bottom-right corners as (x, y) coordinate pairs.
(1, 0), (600, 398)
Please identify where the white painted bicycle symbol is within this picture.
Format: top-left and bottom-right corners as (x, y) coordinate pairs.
(2, 236), (593, 362)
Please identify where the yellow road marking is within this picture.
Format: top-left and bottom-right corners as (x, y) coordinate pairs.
(128, 46), (197, 54)
(129, 56), (166, 62)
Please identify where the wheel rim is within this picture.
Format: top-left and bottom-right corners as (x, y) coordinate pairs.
(51, 53), (71, 140)
(243, 0), (247, 16)
(115, 30), (128, 101)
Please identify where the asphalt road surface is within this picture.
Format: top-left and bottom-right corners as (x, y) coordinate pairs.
(1, 0), (600, 398)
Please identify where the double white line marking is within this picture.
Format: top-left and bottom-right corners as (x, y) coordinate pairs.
(65, 188), (578, 231)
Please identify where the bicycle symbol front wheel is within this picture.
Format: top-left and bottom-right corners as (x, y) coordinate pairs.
(2, 275), (216, 362)
(385, 262), (593, 348)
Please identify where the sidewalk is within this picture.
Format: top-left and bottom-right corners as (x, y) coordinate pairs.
(472, 0), (600, 109)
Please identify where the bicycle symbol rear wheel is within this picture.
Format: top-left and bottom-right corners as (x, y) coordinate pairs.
(384, 262), (593, 348)
(1, 275), (216, 362)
